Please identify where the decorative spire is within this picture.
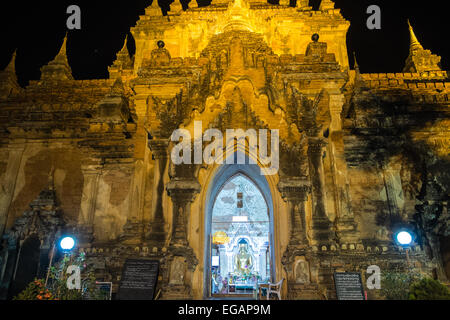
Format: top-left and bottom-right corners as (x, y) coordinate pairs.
(403, 20), (441, 73)
(147, 0), (163, 16)
(58, 33), (68, 57)
(119, 34), (129, 55)
(4, 49), (17, 74)
(319, 0), (335, 11)
(296, 0), (311, 9)
(52, 33), (70, 67)
(188, 0), (198, 8)
(168, 0), (183, 14)
(353, 52), (368, 89)
(353, 51), (360, 72)
(0, 49), (21, 98)
(117, 33), (131, 60)
(109, 33), (134, 79)
(40, 33), (73, 80)
(407, 20), (423, 53)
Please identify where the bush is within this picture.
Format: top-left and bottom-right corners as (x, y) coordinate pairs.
(14, 252), (103, 300)
(13, 279), (56, 300)
(409, 278), (450, 300)
(380, 268), (422, 300)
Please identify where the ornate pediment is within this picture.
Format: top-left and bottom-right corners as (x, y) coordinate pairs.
(4, 184), (65, 246)
(287, 88), (331, 137)
(151, 94), (190, 139)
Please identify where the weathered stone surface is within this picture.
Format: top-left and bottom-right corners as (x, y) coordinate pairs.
(0, 0), (448, 300)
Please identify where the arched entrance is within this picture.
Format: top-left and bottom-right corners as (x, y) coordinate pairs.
(203, 160), (276, 298)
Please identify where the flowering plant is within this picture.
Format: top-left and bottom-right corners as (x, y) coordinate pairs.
(13, 279), (57, 300)
(14, 252), (104, 300)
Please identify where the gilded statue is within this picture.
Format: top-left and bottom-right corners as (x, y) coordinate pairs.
(234, 241), (253, 276)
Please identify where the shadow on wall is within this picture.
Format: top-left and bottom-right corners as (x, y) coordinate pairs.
(7, 235), (40, 299)
(344, 88), (449, 279)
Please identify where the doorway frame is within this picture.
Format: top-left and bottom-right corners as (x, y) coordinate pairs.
(202, 160), (276, 298)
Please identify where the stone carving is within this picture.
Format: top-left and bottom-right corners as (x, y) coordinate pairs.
(294, 259), (310, 284)
(0, 0), (447, 300)
(375, 226), (390, 241)
(151, 40), (171, 66)
(305, 34), (328, 61)
(5, 183), (65, 246)
(152, 95), (189, 138)
(169, 256), (186, 285)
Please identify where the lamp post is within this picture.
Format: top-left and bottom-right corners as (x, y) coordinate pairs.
(394, 230), (414, 266)
(45, 236), (76, 286)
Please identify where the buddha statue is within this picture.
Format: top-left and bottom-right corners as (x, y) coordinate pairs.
(305, 33), (328, 62)
(234, 240), (253, 276)
(150, 40), (171, 66)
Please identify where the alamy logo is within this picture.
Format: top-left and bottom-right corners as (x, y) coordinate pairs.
(66, 265), (81, 289)
(170, 121), (279, 175)
(366, 265), (381, 289)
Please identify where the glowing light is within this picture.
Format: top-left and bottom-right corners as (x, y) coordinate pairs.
(213, 231), (230, 244)
(232, 216), (248, 222)
(60, 236), (75, 250)
(396, 231), (413, 246)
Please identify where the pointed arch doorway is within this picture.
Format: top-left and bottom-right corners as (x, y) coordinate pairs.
(204, 161), (276, 298)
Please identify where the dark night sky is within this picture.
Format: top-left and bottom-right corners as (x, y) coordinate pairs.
(0, 0), (449, 87)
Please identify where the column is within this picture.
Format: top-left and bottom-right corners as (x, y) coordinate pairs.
(227, 252), (233, 276)
(328, 94), (360, 243)
(166, 178), (201, 247)
(162, 177), (200, 299)
(0, 144), (24, 237)
(278, 178), (310, 247)
(0, 238), (18, 299)
(78, 163), (102, 240)
(147, 139), (169, 242)
(280, 179), (311, 287)
(122, 160), (145, 242)
(259, 247), (267, 280)
(219, 246), (228, 277)
(308, 137), (334, 244)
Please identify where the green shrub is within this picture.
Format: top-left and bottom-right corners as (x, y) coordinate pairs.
(380, 269), (422, 300)
(13, 279), (56, 300)
(14, 252), (103, 300)
(409, 278), (450, 300)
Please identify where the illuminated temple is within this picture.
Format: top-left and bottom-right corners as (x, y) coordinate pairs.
(0, 0), (449, 299)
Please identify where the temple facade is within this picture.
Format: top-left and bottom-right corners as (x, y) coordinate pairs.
(0, 0), (449, 299)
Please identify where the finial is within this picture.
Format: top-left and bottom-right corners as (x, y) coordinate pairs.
(296, 0), (310, 9)
(56, 32), (69, 59)
(353, 51), (360, 72)
(120, 34), (128, 53)
(407, 19), (424, 52)
(319, 0), (335, 11)
(4, 49), (17, 73)
(147, 0), (163, 16)
(40, 32), (73, 80)
(169, 0), (183, 13)
(353, 52), (368, 88)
